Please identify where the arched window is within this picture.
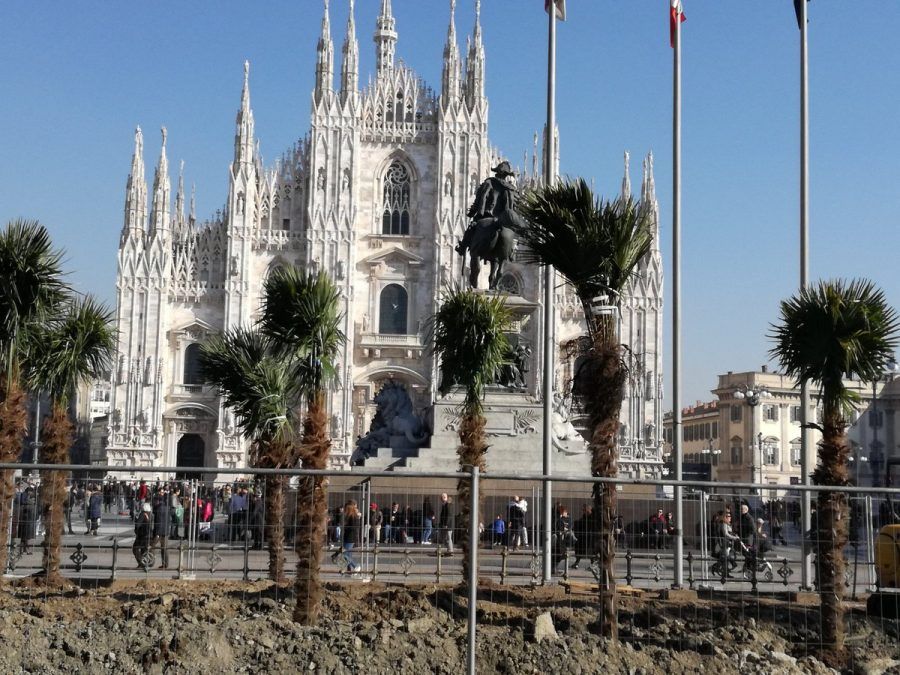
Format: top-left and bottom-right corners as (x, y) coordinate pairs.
(379, 284), (408, 335)
(183, 343), (203, 385)
(381, 161), (411, 235)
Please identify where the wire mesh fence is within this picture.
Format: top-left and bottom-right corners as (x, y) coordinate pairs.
(2, 463), (899, 672)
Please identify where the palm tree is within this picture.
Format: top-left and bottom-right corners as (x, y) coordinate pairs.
(25, 296), (114, 583)
(770, 279), (899, 658)
(260, 267), (344, 625)
(0, 220), (65, 573)
(431, 288), (511, 583)
(518, 179), (653, 640)
(199, 328), (302, 581)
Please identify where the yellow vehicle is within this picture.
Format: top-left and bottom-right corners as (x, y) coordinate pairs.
(868, 459), (900, 618)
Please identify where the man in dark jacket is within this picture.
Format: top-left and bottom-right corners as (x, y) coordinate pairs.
(438, 493), (454, 556)
(133, 502), (153, 568)
(738, 503), (755, 549)
(87, 487), (103, 535)
(151, 488), (171, 569)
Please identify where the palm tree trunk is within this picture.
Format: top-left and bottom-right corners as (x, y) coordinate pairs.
(456, 411), (487, 585)
(264, 471), (286, 582)
(0, 378), (27, 574)
(39, 404), (72, 583)
(585, 314), (626, 641)
(812, 412), (850, 659)
(293, 392), (330, 625)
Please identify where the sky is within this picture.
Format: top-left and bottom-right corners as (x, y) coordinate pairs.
(2, 1), (899, 408)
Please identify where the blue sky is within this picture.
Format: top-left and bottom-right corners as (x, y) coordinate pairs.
(2, 1), (899, 407)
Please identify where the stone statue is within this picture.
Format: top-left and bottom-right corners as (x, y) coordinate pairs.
(493, 343), (532, 390)
(455, 161), (527, 290)
(352, 381), (429, 463)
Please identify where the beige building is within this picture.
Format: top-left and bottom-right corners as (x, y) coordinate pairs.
(663, 401), (720, 478)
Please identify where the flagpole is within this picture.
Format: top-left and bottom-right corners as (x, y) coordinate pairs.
(671, 0), (685, 590)
(541, 0), (557, 585)
(799, 0), (813, 592)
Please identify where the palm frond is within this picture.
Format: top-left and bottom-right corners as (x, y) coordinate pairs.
(770, 278), (900, 417)
(25, 296), (114, 406)
(517, 178), (653, 308)
(431, 287), (512, 414)
(259, 266), (346, 396)
(199, 327), (302, 448)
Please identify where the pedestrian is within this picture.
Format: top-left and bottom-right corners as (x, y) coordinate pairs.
(422, 498), (435, 544)
(337, 500), (362, 576)
(438, 493), (454, 556)
(552, 505), (575, 571)
(133, 502), (153, 568)
(508, 496), (524, 551)
(249, 492), (264, 549)
(18, 484), (38, 555)
(64, 484), (77, 535)
(87, 485), (103, 535)
(491, 514), (506, 547)
(712, 510), (742, 579)
(738, 503), (755, 549)
(771, 513), (788, 546)
(169, 487), (183, 540)
(516, 496), (529, 548)
(151, 488), (171, 569)
(572, 504), (595, 569)
(369, 502), (383, 544)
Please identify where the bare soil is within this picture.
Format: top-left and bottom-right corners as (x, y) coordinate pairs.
(0, 577), (897, 674)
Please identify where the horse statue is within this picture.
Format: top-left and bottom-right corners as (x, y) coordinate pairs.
(455, 161), (528, 290)
(352, 381), (429, 463)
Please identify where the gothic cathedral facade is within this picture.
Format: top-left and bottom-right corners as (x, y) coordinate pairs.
(106, 0), (665, 478)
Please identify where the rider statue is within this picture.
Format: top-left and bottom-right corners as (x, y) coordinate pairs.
(456, 160), (517, 256)
(455, 160), (526, 289)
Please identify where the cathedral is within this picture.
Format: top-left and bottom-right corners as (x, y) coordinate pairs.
(105, 0), (664, 479)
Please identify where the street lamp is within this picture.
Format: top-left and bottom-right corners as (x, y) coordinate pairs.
(733, 383), (772, 490)
(869, 360), (899, 487)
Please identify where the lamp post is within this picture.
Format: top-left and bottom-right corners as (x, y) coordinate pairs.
(869, 361), (899, 487)
(733, 384), (772, 491)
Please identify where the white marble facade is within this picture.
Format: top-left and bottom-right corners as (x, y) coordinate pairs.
(106, 0), (664, 479)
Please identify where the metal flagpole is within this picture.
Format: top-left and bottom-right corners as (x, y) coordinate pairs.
(671, 0), (684, 589)
(799, 0), (813, 591)
(541, 0), (558, 584)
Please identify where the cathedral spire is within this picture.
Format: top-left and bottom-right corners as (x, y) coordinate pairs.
(315, 0), (334, 102)
(189, 183), (196, 227)
(374, 0), (397, 74)
(622, 151), (632, 201)
(175, 160), (186, 226)
(441, 0), (461, 107)
(641, 151), (661, 253)
(149, 127), (171, 238)
(340, 0), (359, 103)
(234, 61), (256, 167)
(122, 126), (147, 241)
(465, 0), (485, 109)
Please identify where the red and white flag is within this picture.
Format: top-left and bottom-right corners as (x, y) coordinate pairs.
(545, 0), (566, 21)
(670, 0), (686, 48)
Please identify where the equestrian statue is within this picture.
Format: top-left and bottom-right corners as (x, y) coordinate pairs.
(455, 161), (527, 290)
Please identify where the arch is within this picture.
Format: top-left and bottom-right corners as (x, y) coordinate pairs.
(183, 343), (203, 384)
(163, 402), (218, 419)
(379, 283), (408, 334)
(356, 365), (430, 388)
(176, 433), (205, 480)
(496, 272), (522, 296)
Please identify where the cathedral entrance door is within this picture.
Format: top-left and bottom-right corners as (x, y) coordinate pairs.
(176, 434), (205, 480)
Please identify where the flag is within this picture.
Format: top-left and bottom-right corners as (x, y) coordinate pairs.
(794, 0), (810, 30)
(670, 0), (686, 48)
(545, 0), (566, 21)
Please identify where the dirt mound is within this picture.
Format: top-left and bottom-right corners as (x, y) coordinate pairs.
(0, 579), (896, 673)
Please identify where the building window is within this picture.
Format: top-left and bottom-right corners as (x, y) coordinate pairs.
(790, 405), (802, 423)
(790, 439), (801, 466)
(381, 161), (411, 235)
(379, 284), (408, 335)
(762, 438), (779, 465)
(281, 218), (290, 230)
(730, 405), (742, 423)
(730, 437), (743, 465)
(763, 405), (779, 422)
(712, 421), (718, 439)
(183, 343), (202, 385)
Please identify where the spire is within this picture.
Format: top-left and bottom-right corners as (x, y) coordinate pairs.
(622, 151), (632, 201)
(374, 0), (397, 74)
(149, 127), (171, 238)
(441, 0), (461, 106)
(641, 151), (661, 252)
(465, 0), (485, 109)
(234, 61), (255, 167)
(175, 160), (184, 236)
(122, 126), (147, 241)
(315, 0), (334, 102)
(189, 183), (196, 226)
(340, 0), (359, 102)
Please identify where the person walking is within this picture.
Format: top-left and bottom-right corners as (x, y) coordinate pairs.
(369, 503), (383, 544)
(87, 485), (103, 536)
(17, 484), (38, 555)
(491, 514), (506, 547)
(64, 484), (77, 535)
(338, 500), (362, 576)
(552, 505), (575, 571)
(712, 510), (742, 579)
(438, 493), (454, 556)
(507, 496), (525, 551)
(151, 488), (171, 569)
(133, 502), (153, 568)
(422, 498), (435, 544)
